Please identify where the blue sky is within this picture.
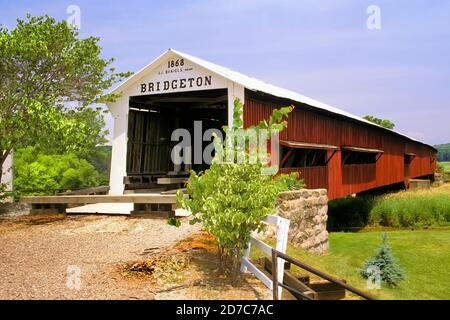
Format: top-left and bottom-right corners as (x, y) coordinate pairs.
(2, 0), (449, 145)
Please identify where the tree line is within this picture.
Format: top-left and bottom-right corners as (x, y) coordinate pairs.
(435, 143), (450, 162)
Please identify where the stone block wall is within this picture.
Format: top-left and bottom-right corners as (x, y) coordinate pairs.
(434, 172), (444, 186)
(276, 189), (329, 255)
(408, 179), (431, 190)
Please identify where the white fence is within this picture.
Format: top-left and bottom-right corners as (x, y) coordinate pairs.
(240, 215), (290, 299)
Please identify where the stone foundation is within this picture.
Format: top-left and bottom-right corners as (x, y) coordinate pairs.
(408, 179), (431, 190)
(434, 172), (444, 186)
(276, 189), (329, 255)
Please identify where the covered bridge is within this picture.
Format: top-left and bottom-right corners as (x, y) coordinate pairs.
(107, 49), (437, 200)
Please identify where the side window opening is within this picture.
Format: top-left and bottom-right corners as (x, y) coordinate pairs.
(342, 150), (379, 165)
(281, 147), (327, 168)
(404, 153), (415, 165)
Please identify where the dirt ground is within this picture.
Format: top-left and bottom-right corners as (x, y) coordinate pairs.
(0, 211), (270, 300)
(122, 232), (271, 300)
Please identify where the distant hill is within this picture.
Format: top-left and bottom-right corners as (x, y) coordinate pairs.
(434, 143), (450, 162)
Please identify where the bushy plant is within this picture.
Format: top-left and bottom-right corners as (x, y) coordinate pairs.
(327, 196), (374, 230)
(360, 233), (405, 287)
(274, 172), (305, 192)
(174, 98), (301, 284)
(0, 15), (130, 185)
(14, 147), (102, 196)
(369, 187), (450, 228)
(326, 186), (450, 229)
(178, 162), (280, 282)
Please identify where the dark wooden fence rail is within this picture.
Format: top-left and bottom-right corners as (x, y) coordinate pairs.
(271, 249), (374, 300)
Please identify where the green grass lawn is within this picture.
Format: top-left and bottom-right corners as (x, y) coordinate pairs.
(253, 229), (450, 300)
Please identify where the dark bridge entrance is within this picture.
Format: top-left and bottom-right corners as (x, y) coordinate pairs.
(125, 89), (227, 191)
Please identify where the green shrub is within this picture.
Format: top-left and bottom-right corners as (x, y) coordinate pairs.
(370, 187), (450, 228)
(327, 185), (450, 230)
(177, 162), (281, 282)
(274, 172), (305, 192)
(361, 233), (405, 287)
(14, 147), (102, 196)
(174, 98), (299, 284)
(327, 196), (374, 230)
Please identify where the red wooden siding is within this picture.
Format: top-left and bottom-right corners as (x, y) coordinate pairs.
(280, 166), (328, 190)
(342, 164), (377, 195)
(244, 96), (436, 200)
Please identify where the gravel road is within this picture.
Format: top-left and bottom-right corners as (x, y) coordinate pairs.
(0, 214), (200, 300)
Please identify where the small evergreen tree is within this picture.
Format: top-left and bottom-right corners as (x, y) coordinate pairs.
(360, 233), (405, 287)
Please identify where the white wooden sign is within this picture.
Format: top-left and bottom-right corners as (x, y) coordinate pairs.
(128, 55), (228, 96)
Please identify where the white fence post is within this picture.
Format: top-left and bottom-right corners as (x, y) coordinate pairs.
(240, 214), (290, 300)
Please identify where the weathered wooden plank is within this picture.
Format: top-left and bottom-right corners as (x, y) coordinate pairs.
(409, 178), (431, 190)
(157, 177), (188, 185)
(309, 280), (346, 300)
(130, 210), (174, 218)
(262, 257), (317, 300)
(30, 208), (63, 215)
(20, 194), (178, 205)
(57, 186), (110, 196)
(161, 188), (186, 195)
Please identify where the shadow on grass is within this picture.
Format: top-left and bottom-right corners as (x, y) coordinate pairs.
(327, 196), (375, 232)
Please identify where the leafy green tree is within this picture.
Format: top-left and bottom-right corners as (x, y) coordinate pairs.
(0, 15), (130, 183)
(360, 233), (405, 287)
(363, 115), (395, 129)
(13, 147), (102, 196)
(38, 107), (110, 158)
(86, 146), (112, 184)
(174, 99), (303, 284)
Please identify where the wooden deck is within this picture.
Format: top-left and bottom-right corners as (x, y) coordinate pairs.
(20, 193), (177, 205)
(20, 193), (179, 217)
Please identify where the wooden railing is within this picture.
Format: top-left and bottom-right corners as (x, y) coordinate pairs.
(271, 249), (374, 300)
(241, 215), (290, 299)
